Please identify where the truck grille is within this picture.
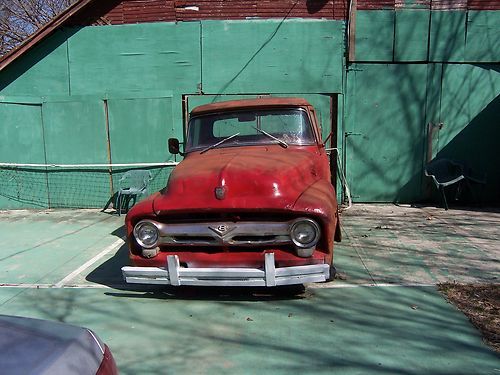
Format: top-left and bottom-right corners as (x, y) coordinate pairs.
(153, 221), (291, 247)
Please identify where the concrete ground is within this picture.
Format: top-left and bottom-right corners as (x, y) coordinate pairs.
(0, 205), (498, 374)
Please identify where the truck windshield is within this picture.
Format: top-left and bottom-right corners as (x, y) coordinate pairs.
(186, 108), (315, 153)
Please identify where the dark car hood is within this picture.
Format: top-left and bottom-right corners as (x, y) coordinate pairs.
(0, 315), (104, 375)
(153, 145), (323, 214)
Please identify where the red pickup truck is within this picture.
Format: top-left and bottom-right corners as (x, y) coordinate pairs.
(122, 97), (341, 286)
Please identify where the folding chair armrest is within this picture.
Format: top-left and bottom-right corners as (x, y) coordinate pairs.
(439, 174), (465, 187)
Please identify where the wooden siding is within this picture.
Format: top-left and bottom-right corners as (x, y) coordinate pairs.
(65, 0), (349, 25)
(64, 0), (500, 27)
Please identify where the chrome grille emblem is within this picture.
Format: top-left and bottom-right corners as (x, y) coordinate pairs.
(209, 224), (235, 237)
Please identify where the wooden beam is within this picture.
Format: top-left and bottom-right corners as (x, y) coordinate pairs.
(348, 0), (357, 62)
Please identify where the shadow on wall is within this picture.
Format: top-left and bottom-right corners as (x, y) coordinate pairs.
(435, 94), (500, 204)
(397, 91), (500, 207)
(306, 0), (330, 14)
(347, 7), (500, 205)
(0, 28), (79, 93)
(0, 0), (123, 91)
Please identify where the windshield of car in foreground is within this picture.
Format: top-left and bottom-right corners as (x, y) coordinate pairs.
(186, 108), (315, 153)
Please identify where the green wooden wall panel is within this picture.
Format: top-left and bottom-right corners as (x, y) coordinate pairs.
(429, 11), (466, 62)
(108, 97), (173, 164)
(355, 11), (394, 62)
(394, 10), (430, 62)
(202, 20), (344, 94)
(108, 97), (175, 194)
(466, 11), (500, 62)
(425, 63), (443, 161)
(67, 22), (201, 95)
(0, 103), (49, 208)
(345, 64), (427, 202)
(437, 64), (472, 147)
(469, 65), (500, 119)
(42, 100), (110, 208)
(0, 32), (70, 97)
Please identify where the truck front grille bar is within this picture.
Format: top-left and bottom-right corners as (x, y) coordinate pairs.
(153, 221), (292, 247)
(122, 253), (330, 286)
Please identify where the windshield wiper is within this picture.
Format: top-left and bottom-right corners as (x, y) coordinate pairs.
(200, 133), (240, 154)
(252, 127), (288, 148)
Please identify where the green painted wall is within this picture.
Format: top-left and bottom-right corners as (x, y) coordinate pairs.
(108, 95), (175, 195)
(0, 102), (48, 209)
(67, 23), (201, 95)
(0, 13), (499, 208)
(429, 10), (467, 62)
(0, 31), (71, 96)
(345, 64), (428, 202)
(355, 9), (500, 63)
(346, 9), (500, 203)
(466, 11), (500, 62)
(202, 20), (344, 94)
(0, 19), (344, 209)
(42, 99), (109, 207)
(355, 11), (394, 62)
(344, 62), (500, 203)
(436, 64), (500, 203)
(394, 10), (429, 62)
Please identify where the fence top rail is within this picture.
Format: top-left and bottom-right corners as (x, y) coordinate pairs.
(0, 162), (179, 168)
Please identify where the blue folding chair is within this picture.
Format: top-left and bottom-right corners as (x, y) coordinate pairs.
(115, 170), (152, 216)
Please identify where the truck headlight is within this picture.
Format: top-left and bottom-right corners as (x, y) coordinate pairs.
(134, 220), (159, 248)
(290, 218), (320, 249)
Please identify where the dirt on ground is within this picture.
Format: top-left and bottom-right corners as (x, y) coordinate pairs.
(438, 283), (500, 353)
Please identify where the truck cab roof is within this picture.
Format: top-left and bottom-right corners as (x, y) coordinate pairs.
(190, 97), (313, 116)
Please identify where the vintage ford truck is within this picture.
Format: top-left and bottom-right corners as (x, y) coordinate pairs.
(122, 97), (341, 286)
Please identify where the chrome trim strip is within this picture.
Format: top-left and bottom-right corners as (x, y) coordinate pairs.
(122, 253), (330, 286)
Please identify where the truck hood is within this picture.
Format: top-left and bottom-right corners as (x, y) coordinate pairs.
(153, 145), (322, 213)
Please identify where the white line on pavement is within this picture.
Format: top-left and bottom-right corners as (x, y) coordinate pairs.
(53, 236), (126, 288)
(308, 282), (437, 289)
(0, 281), (441, 289)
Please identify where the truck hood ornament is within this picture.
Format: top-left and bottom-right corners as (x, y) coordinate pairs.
(215, 186), (226, 200)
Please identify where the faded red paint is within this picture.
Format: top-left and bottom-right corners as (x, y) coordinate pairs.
(125, 97), (340, 272)
(191, 97), (313, 115)
(100, 0), (347, 23)
(358, 0), (395, 10)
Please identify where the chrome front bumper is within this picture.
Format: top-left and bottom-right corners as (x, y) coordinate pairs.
(122, 253), (330, 286)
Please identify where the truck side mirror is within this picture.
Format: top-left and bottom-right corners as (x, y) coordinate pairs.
(168, 138), (183, 155)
